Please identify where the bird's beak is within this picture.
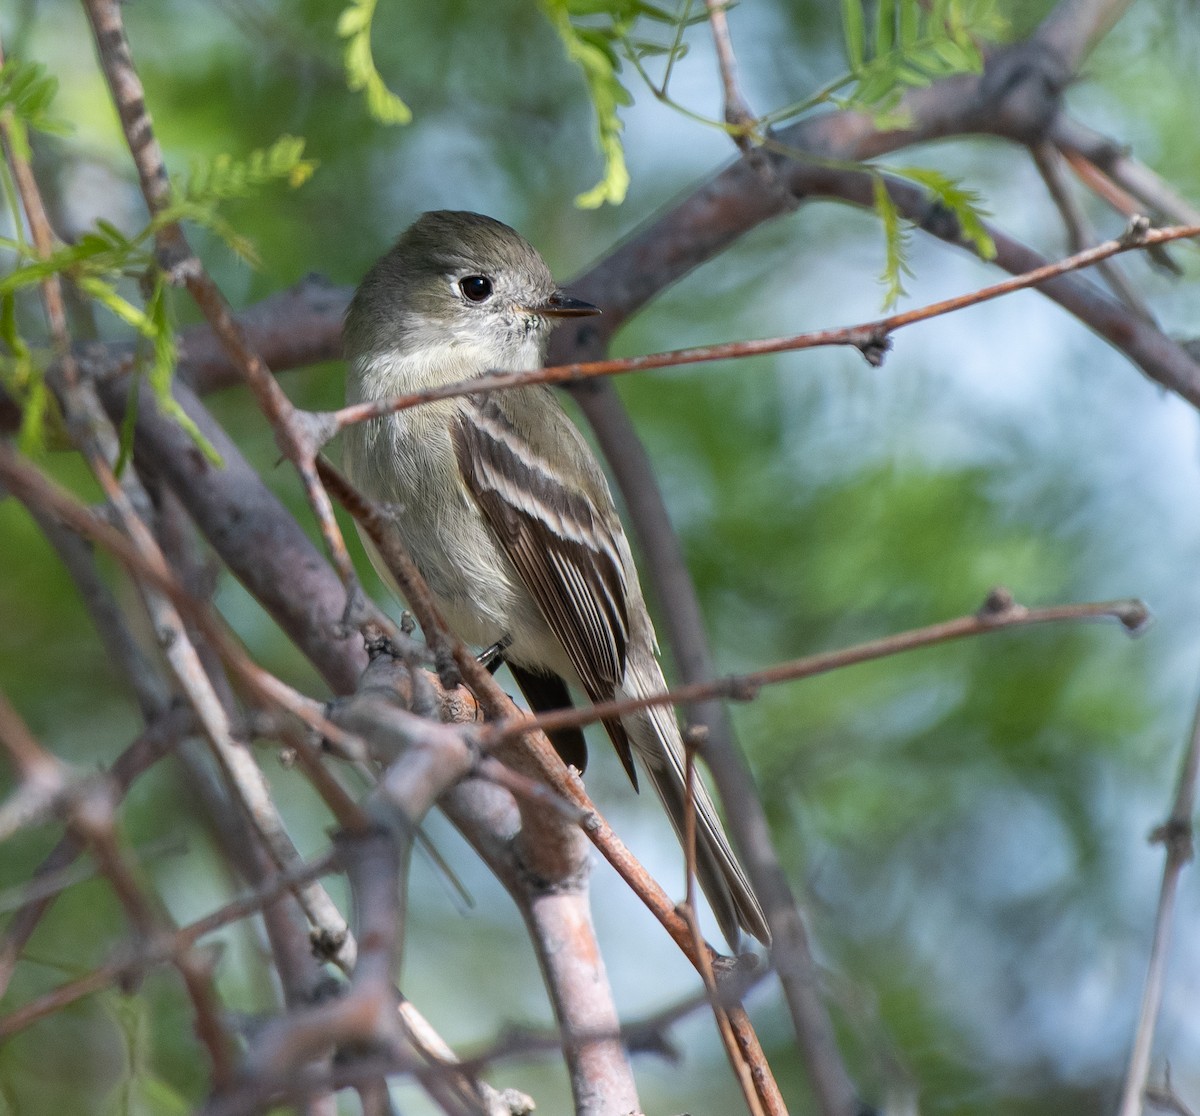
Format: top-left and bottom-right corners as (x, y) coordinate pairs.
(524, 291), (602, 318)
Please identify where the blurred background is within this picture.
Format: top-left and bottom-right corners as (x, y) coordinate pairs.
(2, 1), (1200, 1113)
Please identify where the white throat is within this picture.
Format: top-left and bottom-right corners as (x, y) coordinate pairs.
(349, 333), (545, 403)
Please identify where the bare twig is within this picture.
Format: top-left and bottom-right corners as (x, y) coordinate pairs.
(483, 590), (1150, 747)
(681, 742), (767, 1116)
(1051, 117), (1200, 227)
(1115, 676), (1200, 1116)
(0, 443), (363, 962)
(705, 0), (756, 150)
(0, 849), (339, 1041)
(329, 221), (1200, 434)
(0, 707), (192, 996)
(1031, 142), (1153, 318)
(80, 0), (359, 601)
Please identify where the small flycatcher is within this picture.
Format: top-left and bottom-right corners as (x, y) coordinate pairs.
(343, 210), (768, 947)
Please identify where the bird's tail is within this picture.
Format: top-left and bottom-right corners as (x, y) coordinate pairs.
(621, 660), (770, 949)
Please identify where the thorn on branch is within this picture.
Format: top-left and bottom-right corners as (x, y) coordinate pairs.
(1119, 215), (1153, 248)
(1148, 816), (1194, 862)
(309, 925), (350, 965)
(976, 586), (1023, 621)
(851, 327), (891, 367)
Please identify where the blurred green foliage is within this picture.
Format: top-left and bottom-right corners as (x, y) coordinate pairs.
(2, 1), (1200, 1114)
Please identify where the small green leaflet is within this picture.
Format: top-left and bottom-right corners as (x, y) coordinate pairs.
(338, 0), (413, 125)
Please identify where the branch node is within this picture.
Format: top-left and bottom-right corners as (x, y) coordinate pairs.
(977, 586), (1023, 621)
(727, 676), (761, 702)
(1149, 816), (1194, 863)
(1116, 599), (1153, 634)
(309, 924), (350, 964)
(852, 327), (891, 367)
(1119, 214), (1153, 247)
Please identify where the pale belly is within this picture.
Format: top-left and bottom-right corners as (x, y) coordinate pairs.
(344, 407), (575, 682)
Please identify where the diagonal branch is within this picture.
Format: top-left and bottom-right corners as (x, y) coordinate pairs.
(1116, 675), (1200, 1116)
(81, 0), (360, 605)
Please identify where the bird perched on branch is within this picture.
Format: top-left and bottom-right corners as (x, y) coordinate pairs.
(342, 210), (768, 948)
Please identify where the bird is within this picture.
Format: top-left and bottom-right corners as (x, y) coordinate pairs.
(342, 210), (769, 947)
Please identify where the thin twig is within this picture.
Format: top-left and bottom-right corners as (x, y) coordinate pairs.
(0, 849), (339, 1041)
(0, 443), (366, 963)
(1031, 142), (1154, 319)
(1115, 675), (1200, 1116)
(705, 0), (757, 150)
(483, 590), (1150, 746)
(328, 221), (1200, 435)
(681, 741), (766, 1116)
(80, 0), (359, 600)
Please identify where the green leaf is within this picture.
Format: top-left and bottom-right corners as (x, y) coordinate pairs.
(135, 276), (223, 468)
(181, 136), (317, 204)
(892, 165), (996, 259)
(540, 0), (631, 207)
(875, 0), (895, 56)
(0, 59), (71, 143)
(842, 0), (866, 72)
(872, 174), (913, 308)
(74, 277), (158, 338)
(338, 0), (413, 125)
(17, 374), (49, 456)
(837, 0), (1002, 117)
(165, 136), (315, 261)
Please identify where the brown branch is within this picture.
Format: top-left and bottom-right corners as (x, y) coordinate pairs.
(328, 221), (1200, 434)
(16, 484), (171, 720)
(1116, 676), (1200, 1116)
(339, 633), (783, 1111)
(1035, 0), (1137, 73)
(479, 591), (1149, 747)
(81, 0), (359, 599)
(705, 0), (756, 148)
(681, 744), (767, 1116)
(1051, 116), (1200, 227)
(0, 707), (193, 997)
(112, 376), (369, 694)
(320, 488), (643, 1112)
(0, 849), (339, 1041)
(1031, 142), (1154, 319)
(0, 443), (367, 963)
(0, 691), (237, 1082)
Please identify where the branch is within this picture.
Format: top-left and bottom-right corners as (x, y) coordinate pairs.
(0, 707), (191, 998)
(329, 221), (1200, 429)
(486, 589), (1150, 745)
(704, 0), (756, 149)
(81, 0), (360, 598)
(1116, 675), (1200, 1116)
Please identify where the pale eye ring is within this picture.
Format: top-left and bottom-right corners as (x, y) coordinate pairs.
(458, 275), (493, 303)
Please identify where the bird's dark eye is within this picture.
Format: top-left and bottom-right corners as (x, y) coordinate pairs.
(458, 275), (493, 303)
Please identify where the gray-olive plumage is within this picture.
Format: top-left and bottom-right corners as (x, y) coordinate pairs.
(343, 210), (769, 947)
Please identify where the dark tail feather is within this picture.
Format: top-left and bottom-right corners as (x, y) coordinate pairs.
(630, 698), (771, 948)
(509, 664), (589, 773)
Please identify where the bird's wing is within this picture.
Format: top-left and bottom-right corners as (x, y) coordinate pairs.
(451, 394), (639, 785)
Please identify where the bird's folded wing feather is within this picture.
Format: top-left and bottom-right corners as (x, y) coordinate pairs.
(451, 395), (639, 784)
